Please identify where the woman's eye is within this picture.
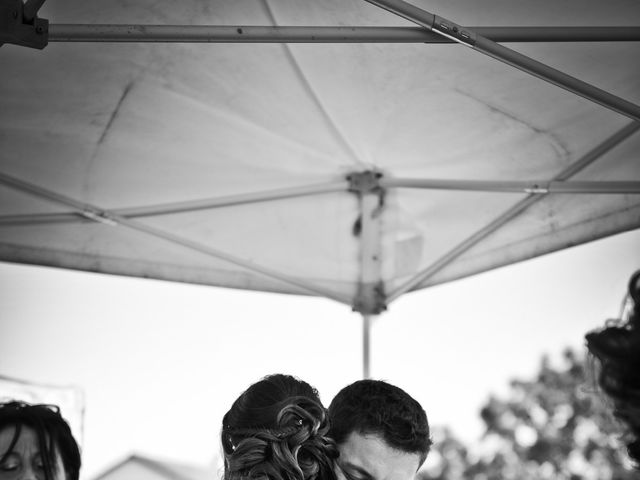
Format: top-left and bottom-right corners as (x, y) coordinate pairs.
(34, 456), (45, 470)
(0, 461), (19, 471)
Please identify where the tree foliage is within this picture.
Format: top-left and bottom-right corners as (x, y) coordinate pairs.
(420, 349), (635, 479)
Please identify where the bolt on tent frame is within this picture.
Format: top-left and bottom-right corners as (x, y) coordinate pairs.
(1, 0), (639, 378)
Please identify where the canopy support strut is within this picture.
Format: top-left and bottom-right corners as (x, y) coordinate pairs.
(0, 172), (352, 305)
(387, 121), (640, 302)
(2, 179), (638, 227)
(44, 25), (640, 43)
(363, 0), (640, 121)
(380, 179), (640, 194)
(0, 180), (349, 225)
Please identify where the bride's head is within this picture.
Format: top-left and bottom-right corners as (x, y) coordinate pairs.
(222, 374), (338, 480)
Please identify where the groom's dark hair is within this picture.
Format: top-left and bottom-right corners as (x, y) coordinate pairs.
(327, 379), (432, 465)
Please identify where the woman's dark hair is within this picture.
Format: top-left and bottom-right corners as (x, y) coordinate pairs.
(221, 374), (338, 480)
(0, 401), (81, 480)
(585, 269), (640, 469)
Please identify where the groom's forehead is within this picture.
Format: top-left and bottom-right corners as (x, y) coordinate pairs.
(337, 432), (421, 480)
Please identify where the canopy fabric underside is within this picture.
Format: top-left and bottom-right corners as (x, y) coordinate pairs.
(1, 0), (639, 313)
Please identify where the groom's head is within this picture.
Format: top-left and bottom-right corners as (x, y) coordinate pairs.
(327, 380), (431, 480)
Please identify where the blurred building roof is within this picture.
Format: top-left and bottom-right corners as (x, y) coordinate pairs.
(91, 454), (216, 480)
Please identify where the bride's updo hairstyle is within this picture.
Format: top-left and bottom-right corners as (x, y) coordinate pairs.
(222, 374), (338, 480)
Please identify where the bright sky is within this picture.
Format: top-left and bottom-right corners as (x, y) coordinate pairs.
(1, 228), (639, 480)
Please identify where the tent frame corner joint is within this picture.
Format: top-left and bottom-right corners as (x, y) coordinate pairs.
(0, 0), (48, 49)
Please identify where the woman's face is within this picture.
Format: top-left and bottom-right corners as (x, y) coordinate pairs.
(0, 425), (67, 480)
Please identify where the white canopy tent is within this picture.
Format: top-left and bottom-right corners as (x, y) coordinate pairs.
(1, 0), (639, 377)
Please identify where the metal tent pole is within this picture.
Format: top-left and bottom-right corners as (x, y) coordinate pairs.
(2, 180), (638, 227)
(0, 181), (349, 226)
(380, 179), (640, 194)
(115, 181), (349, 217)
(358, 189), (380, 380)
(363, 314), (372, 379)
(347, 171), (386, 378)
(46, 25), (640, 43)
(363, 0), (640, 121)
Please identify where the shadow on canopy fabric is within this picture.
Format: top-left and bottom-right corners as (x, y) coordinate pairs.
(1, 0), (639, 316)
